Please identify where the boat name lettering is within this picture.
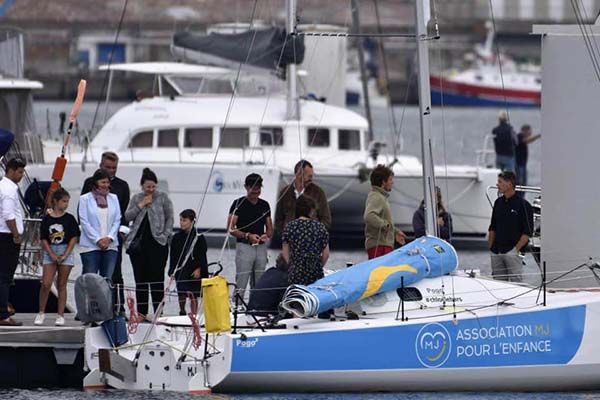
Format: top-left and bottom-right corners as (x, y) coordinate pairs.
(187, 366), (197, 376)
(455, 323), (553, 358)
(456, 340), (552, 358)
(235, 338), (259, 348)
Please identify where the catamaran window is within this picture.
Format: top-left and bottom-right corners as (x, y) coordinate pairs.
(184, 128), (213, 148)
(260, 127), (284, 146)
(221, 128), (249, 148)
(308, 128), (330, 147)
(157, 129), (179, 148)
(129, 130), (153, 148)
(338, 129), (361, 150)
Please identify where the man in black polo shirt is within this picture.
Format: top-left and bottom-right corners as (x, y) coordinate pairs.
(227, 173), (273, 300)
(81, 151), (130, 311)
(488, 171), (533, 282)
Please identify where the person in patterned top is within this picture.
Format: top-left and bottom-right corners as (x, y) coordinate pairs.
(282, 195), (330, 286)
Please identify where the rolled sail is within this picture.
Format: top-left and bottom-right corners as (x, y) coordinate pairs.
(171, 27), (305, 75)
(281, 236), (458, 318)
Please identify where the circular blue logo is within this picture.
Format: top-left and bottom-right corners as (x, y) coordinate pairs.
(415, 322), (452, 368)
(212, 171), (224, 192)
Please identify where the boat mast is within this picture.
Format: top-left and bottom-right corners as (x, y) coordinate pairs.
(414, 0), (437, 236)
(351, 0), (374, 142)
(286, 0), (300, 120)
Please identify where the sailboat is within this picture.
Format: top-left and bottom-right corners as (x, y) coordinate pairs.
(81, 1), (600, 393)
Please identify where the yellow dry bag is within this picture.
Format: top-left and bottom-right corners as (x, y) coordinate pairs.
(201, 276), (231, 333)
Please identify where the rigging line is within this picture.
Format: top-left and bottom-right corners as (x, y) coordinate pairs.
(373, 0), (402, 160)
(89, 0), (129, 135)
(579, 0), (600, 72)
(188, 28), (298, 241)
(205, 1), (263, 264)
(173, 0), (262, 287)
(430, 0), (452, 243)
(571, 0), (600, 84)
(486, 0), (510, 121)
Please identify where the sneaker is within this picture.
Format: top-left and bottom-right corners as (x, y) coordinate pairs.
(34, 313), (45, 326)
(55, 315), (65, 326)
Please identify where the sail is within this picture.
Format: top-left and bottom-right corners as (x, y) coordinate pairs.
(171, 27), (304, 75)
(281, 236), (458, 317)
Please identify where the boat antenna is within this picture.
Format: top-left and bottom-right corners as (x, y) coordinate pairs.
(414, 0), (438, 237)
(286, 0), (300, 120)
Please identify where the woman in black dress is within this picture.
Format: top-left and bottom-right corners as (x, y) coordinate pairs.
(282, 195), (330, 285)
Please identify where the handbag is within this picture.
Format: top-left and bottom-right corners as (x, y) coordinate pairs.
(126, 231), (142, 256)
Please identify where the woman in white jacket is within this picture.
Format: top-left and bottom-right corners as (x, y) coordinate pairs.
(78, 169), (121, 279)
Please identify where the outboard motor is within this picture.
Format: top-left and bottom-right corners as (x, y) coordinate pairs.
(74, 273), (113, 323)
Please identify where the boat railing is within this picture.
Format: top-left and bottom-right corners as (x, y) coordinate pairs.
(476, 134), (496, 168)
(242, 146), (266, 165)
(22, 132), (45, 164)
(17, 217), (43, 277)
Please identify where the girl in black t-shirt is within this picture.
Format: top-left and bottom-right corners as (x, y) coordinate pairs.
(35, 188), (80, 326)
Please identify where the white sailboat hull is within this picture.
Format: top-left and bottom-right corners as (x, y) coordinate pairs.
(84, 276), (600, 393)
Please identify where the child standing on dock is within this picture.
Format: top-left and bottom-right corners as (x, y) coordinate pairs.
(35, 188), (80, 326)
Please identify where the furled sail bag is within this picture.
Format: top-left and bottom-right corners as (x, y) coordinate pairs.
(75, 273), (113, 323)
(202, 276), (231, 333)
(281, 236), (458, 318)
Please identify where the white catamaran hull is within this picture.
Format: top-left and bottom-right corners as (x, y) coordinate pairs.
(26, 158), (496, 243)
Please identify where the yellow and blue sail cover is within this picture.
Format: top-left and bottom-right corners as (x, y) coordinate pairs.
(281, 236), (458, 317)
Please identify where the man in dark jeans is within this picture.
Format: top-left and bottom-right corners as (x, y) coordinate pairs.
(0, 158), (26, 326)
(81, 151), (130, 313)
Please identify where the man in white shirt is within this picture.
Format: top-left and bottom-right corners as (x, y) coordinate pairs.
(0, 158), (26, 326)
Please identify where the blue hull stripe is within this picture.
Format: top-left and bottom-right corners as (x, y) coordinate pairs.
(431, 90), (539, 108)
(232, 306), (585, 372)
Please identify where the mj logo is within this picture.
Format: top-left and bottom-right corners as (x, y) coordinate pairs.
(415, 322), (452, 368)
(212, 171), (224, 192)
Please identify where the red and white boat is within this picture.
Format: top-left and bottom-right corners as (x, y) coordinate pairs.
(431, 23), (541, 107)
